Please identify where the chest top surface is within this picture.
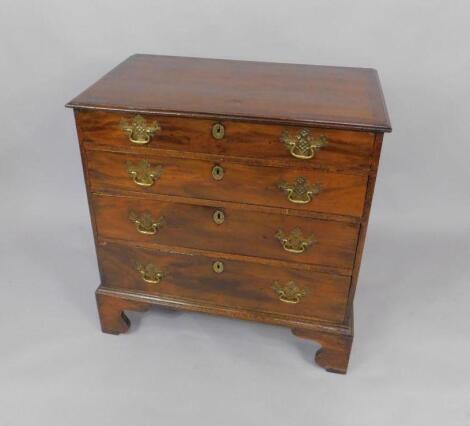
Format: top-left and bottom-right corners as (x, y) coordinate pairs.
(66, 54), (391, 132)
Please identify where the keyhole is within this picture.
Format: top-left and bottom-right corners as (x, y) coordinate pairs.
(212, 165), (224, 180)
(212, 122), (225, 140)
(213, 210), (225, 224)
(213, 261), (224, 273)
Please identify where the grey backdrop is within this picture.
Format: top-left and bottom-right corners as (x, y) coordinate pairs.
(1, 1), (469, 425)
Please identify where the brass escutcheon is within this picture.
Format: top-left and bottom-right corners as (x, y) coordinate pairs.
(275, 228), (316, 254)
(212, 165), (224, 180)
(213, 261), (224, 273)
(136, 263), (166, 284)
(126, 160), (163, 187)
(213, 210), (225, 224)
(272, 281), (306, 304)
(120, 115), (161, 145)
(280, 128), (327, 159)
(278, 176), (322, 204)
(128, 211), (166, 235)
(212, 122), (225, 139)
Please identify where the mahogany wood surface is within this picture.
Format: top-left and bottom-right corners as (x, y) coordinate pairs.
(77, 110), (375, 173)
(292, 323), (353, 374)
(97, 241), (351, 324)
(96, 284), (353, 373)
(67, 54), (391, 132)
(92, 193), (359, 272)
(346, 133), (384, 311)
(96, 286), (353, 334)
(86, 149), (368, 218)
(96, 291), (151, 334)
(69, 54), (391, 373)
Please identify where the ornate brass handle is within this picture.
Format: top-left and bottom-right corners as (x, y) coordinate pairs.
(126, 160), (163, 187)
(278, 177), (322, 204)
(281, 128), (327, 159)
(120, 115), (161, 145)
(137, 263), (166, 284)
(275, 228), (315, 254)
(129, 211), (165, 235)
(272, 281), (306, 304)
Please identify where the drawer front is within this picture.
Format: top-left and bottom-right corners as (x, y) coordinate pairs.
(77, 111), (375, 171)
(93, 194), (359, 272)
(86, 150), (368, 217)
(98, 242), (351, 323)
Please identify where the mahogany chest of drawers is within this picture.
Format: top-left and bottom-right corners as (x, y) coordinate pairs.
(67, 54), (391, 373)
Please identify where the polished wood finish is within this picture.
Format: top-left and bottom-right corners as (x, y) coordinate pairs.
(67, 54), (391, 374)
(67, 54), (391, 132)
(77, 110), (375, 173)
(98, 241), (351, 323)
(292, 318), (353, 374)
(92, 193), (359, 272)
(96, 291), (151, 334)
(346, 133), (384, 311)
(86, 150), (368, 218)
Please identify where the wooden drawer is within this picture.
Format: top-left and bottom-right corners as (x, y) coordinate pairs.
(93, 194), (359, 272)
(98, 242), (351, 323)
(77, 110), (375, 171)
(86, 150), (368, 218)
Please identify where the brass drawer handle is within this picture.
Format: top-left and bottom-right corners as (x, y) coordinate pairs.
(129, 211), (165, 235)
(272, 281), (306, 304)
(281, 128), (327, 159)
(278, 177), (322, 204)
(120, 115), (161, 145)
(275, 228), (315, 254)
(126, 160), (163, 187)
(137, 263), (166, 284)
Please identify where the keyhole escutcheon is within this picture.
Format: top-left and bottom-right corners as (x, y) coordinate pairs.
(212, 122), (225, 139)
(213, 210), (225, 224)
(212, 165), (224, 180)
(213, 261), (224, 273)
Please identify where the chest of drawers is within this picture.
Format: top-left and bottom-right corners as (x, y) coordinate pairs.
(67, 54), (391, 374)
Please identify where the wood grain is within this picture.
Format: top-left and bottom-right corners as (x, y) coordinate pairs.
(92, 193), (359, 272)
(346, 133), (384, 311)
(98, 241), (351, 324)
(77, 110), (375, 172)
(67, 54), (391, 132)
(96, 291), (151, 334)
(86, 150), (368, 218)
(68, 54), (392, 373)
(292, 322), (353, 374)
